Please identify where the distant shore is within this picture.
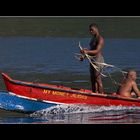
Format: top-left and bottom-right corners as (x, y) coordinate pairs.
(0, 17), (140, 38)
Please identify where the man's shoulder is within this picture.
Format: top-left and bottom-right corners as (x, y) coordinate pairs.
(99, 36), (104, 44)
(131, 80), (137, 85)
(124, 79), (133, 85)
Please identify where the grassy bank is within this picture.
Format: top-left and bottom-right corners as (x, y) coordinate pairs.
(0, 17), (140, 38)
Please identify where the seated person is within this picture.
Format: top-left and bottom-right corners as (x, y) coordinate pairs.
(117, 70), (140, 98)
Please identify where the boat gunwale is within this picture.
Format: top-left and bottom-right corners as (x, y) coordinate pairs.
(2, 73), (140, 103)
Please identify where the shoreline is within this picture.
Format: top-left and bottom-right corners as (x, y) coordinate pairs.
(0, 17), (139, 38)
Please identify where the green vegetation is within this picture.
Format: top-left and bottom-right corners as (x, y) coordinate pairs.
(0, 17), (140, 38)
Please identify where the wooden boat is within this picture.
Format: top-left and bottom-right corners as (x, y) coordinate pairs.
(2, 73), (140, 107)
(0, 90), (56, 113)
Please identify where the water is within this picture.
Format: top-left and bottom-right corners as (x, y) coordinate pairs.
(30, 105), (140, 124)
(0, 37), (140, 123)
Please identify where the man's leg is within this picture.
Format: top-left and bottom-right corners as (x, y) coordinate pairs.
(95, 82), (98, 93)
(90, 65), (96, 92)
(90, 73), (96, 92)
(95, 71), (104, 94)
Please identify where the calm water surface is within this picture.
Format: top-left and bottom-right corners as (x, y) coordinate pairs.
(0, 37), (140, 124)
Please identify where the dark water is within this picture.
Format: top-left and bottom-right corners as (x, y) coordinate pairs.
(0, 37), (140, 124)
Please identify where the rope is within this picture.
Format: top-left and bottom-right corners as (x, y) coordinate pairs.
(106, 70), (118, 91)
(76, 41), (128, 90)
(78, 42), (107, 77)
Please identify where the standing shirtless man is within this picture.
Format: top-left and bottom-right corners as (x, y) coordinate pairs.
(80, 23), (104, 94)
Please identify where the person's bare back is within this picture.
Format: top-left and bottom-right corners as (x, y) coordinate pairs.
(117, 79), (133, 97)
(117, 70), (140, 98)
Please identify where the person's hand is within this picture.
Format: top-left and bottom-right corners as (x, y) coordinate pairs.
(79, 56), (84, 61)
(138, 96), (140, 99)
(80, 48), (88, 54)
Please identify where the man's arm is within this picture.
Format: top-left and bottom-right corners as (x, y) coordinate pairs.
(81, 37), (104, 56)
(132, 81), (140, 97)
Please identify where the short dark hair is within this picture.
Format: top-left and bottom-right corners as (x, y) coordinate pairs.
(126, 69), (136, 78)
(89, 23), (99, 30)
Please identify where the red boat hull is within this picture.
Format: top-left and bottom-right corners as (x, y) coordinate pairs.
(2, 73), (140, 107)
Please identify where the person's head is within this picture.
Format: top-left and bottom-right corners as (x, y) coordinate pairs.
(89, 23), (100, 37)
(126, 70), (137, 81)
